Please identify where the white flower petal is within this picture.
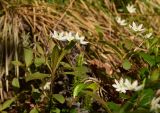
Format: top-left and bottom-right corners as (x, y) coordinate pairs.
(52, 30), (59, 39)
(120, 78), (124, 85)
(116, 17), (127, 26)
(80, 40), (89, 45)
(44, 82), (51, 90)
(124, 79), (131, 86)
(112, 84), (118, 89)
(127, 4), (136, 13)
(145, 33), (152, 39)
(134, 84), (144, 91)
(115, 79), (119, 85)
(150, 96), (160, 113)
(132, 80), (138, 88)
(59, 36), (68, 41)
(112, 78), (127, 93)
(129, 22), (145, 32)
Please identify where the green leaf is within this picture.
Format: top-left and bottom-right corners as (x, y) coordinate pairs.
(86, 83), (99, 92)
(122, 59), (131, 70)
(51, 108), (60, 113)
(25, 72), (50, 82)
(139, 52), (155, 66)
(74, 66), (88, 76)
(51, 45), (61, 71)
(24, 48), (33, 67)
(128, 107), (149, 113)
(95, 25), (104, 39)
(139, 67), (149, 79)
(64, 66), (88, 76)
(62, 41), (76, 54)
(51, 42), (76, 76)
(139, 89), (154, 107)
(73, 83), (87, 98)
(12, 78), (20, 88)
(60, 62), (73, 69)
(76, 53), (84, 67)
(150, 69), (160, 81)
(52, 94), (65, 104)
(34, 57), (45, 67)
(11, 60), (23, 66)
(107, 102), (120, 112)
(0, 97), (16, 111)
(119, 93), (130, 100)
(70, 108), (77, 113)
(36, 43), (44, 55)
(29, 107), (39, 113)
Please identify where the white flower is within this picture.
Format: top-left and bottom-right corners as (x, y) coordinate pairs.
(112, 78), (144, 93)
(59, 32), (67, 41)
(43, 82), (51, 90)
(65, 32), (75, 41)
(116, 17), (127, 26)
(144, 33), (153, 39)
(112, 78), (127, 93)
(150, 97), (160, 113)
(124, 79), (138, 90)
(129, 22), (145, 32)
(51, 31), (67, 41)
(51, 31), (88, 45)
(124, 79), (144, 91)
(126, 4), (136, 13)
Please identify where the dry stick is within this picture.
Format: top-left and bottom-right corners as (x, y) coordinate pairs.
(33, 4), (36, 33)
(4, 15), (9, 92)
(0, 69), (4, 102)
(14, 17), (19, 78)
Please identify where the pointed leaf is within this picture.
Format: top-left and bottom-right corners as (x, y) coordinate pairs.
(0, 97), (16, 111)
(36, 43), (44, 55)
(73, 83), (87, 98)
(30, 107), (39, 113)
(25, 72), (50, 82)
(51, 45), (61, 70)
(11, 60), (23, 66)
(52, 94), (65, 104)
(24, 48), (33, 67)
(139, 89), (154, 107)
(122, 59), (131, 70)
(150, 69), (160, 81)
(34, 57), (45, 67)
(86, 83), (99, 92)
(139, 52), (155, 66)
(76, 53), (84, 67)
(107, 102), (120, 112)
(12, 78), (20, 88)
(51, 108), (60, 113)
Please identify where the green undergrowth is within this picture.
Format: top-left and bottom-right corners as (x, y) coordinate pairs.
(0, 0), (160, 113)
